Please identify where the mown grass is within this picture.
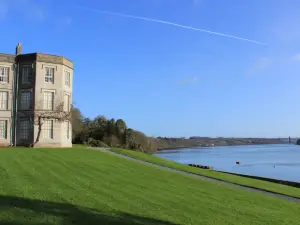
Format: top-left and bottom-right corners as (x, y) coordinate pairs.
(0, 147), (300, 225)
(110, 148), (300, 199)
(72, 144), (88, 148)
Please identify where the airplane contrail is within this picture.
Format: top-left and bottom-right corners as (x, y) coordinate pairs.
(76, 6), (266, 45)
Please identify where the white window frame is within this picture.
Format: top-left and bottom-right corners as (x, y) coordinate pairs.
(22, 66), (32, 84)
(20, 91), (32, 110)
(65, 71), (70, 87)
(45, 67), (54, 83)
(0, 91), (8, 110)
(0, 67), (9, 83)
(64, 94), (70, 112)
(20, 119), (30, 140)
(43, 91), (54, 110)
(43, 120), (53, 139)
(64, 121), (70, 139)
(0, 120), (7, 139)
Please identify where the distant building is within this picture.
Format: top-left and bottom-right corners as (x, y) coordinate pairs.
(0, 44), (73, 147)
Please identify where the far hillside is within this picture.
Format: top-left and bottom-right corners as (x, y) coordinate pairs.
(155, 137), (287, 150)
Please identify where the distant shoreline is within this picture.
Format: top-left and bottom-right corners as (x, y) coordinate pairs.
(157, 142), (291, 151)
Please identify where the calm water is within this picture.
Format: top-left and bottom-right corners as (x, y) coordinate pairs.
(155, 144), (300, 182)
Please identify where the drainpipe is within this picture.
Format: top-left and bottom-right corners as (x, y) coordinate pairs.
(11, 43), (22, 147)
(10, 60), (16, 146)
(14, 62), (19, 147)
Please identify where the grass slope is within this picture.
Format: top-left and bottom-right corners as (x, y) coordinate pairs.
(110, 148), (300, 198)
(0, 147), (299, 225)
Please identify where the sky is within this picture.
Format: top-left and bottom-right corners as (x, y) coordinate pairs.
(1, 0), (300, 138)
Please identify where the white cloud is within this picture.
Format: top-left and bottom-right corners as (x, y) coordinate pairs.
(178, 76), (199, 85)
(246, 53), (300, 77)
(246, 57), (272, 77)
(293, 54), (300, 62)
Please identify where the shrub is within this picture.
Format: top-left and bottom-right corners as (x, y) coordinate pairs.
(96, 140), (109, 148)
(87, 138), (110, 148)
(87, 138), (98, 147)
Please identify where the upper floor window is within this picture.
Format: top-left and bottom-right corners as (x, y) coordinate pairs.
(65, 71), (70, 87)
(22, 66), (32, 84)
(64, 94), (70, 112)
(0, 91), (8, 110)
(20, 91), (32, 110)
(43, 120), (53, 139)
(20, 119), (30, 140)
(45, 67), (54, 83)
(43, 91), (54, 110)
(0, 120), (7, 139)
(0, 67), (8, 83)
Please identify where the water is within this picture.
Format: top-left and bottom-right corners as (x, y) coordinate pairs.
(154, 144), (300, 182)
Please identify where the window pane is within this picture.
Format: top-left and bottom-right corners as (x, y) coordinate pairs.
(43, 120), (53, 139)
(45, 67), (54, 83)
(22, 67), (32, 84)
(43, 91), (54, 110)
(0, 120), (7, 139)
(20, 91), (31, 110)
(0, 92), (8, 110)
(0, 67), (8, 83)
(22, 67), (28, 83)
(65, 71), (70, 86)
(20, 119), (30, 139)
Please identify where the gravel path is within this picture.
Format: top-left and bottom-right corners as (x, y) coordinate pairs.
(89, 147), (300, 203)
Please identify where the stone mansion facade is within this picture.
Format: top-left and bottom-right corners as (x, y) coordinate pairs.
(0, 44), (73, 147)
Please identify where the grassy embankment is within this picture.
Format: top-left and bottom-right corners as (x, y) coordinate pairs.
(110, 148), (300, 198)
(0, 147), (300, 225)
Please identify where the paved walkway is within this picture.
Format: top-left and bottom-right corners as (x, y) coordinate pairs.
(88, 147), (300, 203)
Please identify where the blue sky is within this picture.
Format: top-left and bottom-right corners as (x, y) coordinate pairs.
(1, 0), (300, 138)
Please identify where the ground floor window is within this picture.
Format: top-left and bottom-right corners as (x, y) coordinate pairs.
(0, 120), (7, 139)
(43, 120), (53, 139)
(20, 119), (30, 139)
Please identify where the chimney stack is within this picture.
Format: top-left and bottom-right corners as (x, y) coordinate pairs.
(16, 43), (22, 55)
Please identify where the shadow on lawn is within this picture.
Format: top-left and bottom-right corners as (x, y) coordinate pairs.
(0, 195), (178, 225)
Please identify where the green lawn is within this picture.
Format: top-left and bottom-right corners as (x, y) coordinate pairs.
(110, 148), (300, 199)
(72, 144), (88, 148)
(0, 147), (300, 225)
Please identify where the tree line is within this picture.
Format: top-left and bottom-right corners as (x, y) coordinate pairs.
(71, 107), (288, 153)
(71, 108), (157, 153)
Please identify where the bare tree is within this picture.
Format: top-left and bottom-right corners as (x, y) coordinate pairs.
(33, 102), (72, 146)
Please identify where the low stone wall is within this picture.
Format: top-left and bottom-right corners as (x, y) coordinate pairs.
(216, 171), (300, 188)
